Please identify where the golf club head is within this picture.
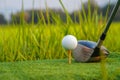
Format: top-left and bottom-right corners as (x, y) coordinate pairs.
(72, 40), (109, 62)
(72, 44), (93, 62)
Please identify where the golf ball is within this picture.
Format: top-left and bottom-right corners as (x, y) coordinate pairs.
(62, 35), (77, 50)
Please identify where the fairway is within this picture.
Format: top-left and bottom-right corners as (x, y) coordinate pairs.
(0, 53), (120, 80)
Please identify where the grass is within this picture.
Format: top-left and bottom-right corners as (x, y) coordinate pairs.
(0, 1), (120, 79)
(1, 0), (118, 62)
(0, 22), (120, 62)
(0, 52), (120, 80)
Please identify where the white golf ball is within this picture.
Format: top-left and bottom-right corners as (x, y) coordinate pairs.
(62, 35), (77, 50)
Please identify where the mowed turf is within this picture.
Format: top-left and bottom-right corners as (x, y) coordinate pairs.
(0, 53), (120, 80)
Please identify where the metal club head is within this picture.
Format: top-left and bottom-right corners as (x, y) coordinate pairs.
(72, 44), (93, 62)
(72, 40), (109, 62)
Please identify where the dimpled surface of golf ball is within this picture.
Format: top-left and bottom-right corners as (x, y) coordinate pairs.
(62, 35), (77, 50)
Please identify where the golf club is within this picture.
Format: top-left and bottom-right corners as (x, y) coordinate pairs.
(62, 0), (120, 63)
(72, 0), (120, 62)
(91, 0), (120, 57)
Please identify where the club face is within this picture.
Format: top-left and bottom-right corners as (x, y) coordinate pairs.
(72, 43), (109, 62)
(72, 44), (93, 62)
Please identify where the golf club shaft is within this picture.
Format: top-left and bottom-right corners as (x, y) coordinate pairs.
(92, 0), (120, 57)
(97, 0), (120, 47)
(98, 0), (120, 47)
